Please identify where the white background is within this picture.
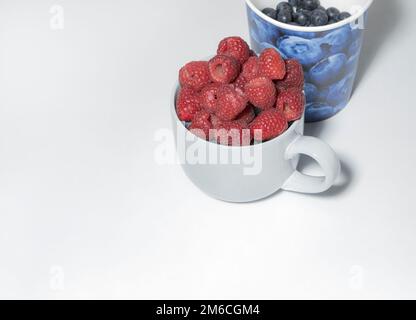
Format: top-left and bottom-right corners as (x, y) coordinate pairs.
(0, 0), (415, 299)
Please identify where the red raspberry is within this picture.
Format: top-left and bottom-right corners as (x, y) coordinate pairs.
(215, 121), (251, 146)
(215, 85), (248, 121)
(233, 74), (248, 92)
(176, 87), (201, 121)
(245, 76), (277, 110)
(217, 37), (250, 65)
(242, 56), (260, 82)
(189, 110), (213, 140)
(235, 105), (256, 126)
(199, 83), (221, 114)
(208, 55), (240, 84)
(276, 59), (304, 90)
(258, 48), (286, 80)
(249, 109), (288, 142)
(275, 88), (305, 122)
(249, 50), (257, 57)
(179, 61), (211, 91)
(211, 114), (224, 128)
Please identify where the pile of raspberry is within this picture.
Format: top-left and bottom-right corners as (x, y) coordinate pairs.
(177, 37), (305, 146)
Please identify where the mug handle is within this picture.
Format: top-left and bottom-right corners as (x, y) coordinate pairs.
(282, 135), (341, 194)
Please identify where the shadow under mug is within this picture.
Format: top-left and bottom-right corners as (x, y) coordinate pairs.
(246, 0), (374, 122)
(172, 84), (341, 203)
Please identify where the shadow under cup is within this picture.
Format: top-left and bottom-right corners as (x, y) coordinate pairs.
(246, 0), (374, 122)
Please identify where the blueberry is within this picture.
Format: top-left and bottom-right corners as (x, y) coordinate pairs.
(279, 36), (325, 67)
(277, 10), (293, 23)
(262, 8), (277, 19)
(304, 83), (319, 103)
(326, 7), (340, 21)
(305, 103), (335, 122)
(276, 2), (293, 14)
(316, 6), (326, 13)
(264, 2), (352, 28)
(296, 7), (311, 14)
(295, 12), (311, 26)
(311, 9), (328, 26)
(338, 12), (352, 21)
(296, 0), (305, 8)
(262, 7), (275, 15)
(309, 53), (347, 86)
(320, 26), (352, 54)
(302, 0), (320, 11)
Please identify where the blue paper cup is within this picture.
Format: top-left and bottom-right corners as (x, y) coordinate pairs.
(246, 0), (374, 122)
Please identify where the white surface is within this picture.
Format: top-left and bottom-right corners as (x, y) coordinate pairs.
(0, 0), (415, 300)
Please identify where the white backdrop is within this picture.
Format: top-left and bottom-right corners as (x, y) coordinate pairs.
(0, 0), (415, 299)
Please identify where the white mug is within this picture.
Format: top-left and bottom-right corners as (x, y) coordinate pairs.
(172, 83), (341, 203)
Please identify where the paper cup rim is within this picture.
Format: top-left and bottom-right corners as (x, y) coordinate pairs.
(245, 0), (374, 33)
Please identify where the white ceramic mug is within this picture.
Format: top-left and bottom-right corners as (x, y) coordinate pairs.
(172, 83), (340, 203)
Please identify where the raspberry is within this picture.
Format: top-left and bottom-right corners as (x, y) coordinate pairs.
(242, 56), (260, 82)
(233, 74), (248, 92)
(199, 83), (221, 114)
(176, 87), (201, 121)
(217, 37), (250, 65)
(211, 114), (224, 128)
(249, 109), (288, 142)
(215, 121), (251, 146)
(233, 75), (247, 92)
(208, 55), (240, 84)
(179, 61), (211, 91)
(245, 77), (277, 110)
(215, 85), (248, 121)
(258, 48), (286, 80)
(276, 59), (304, 90)
(235, 105), (256, 126)
(275, 88), (306, 122)
(189, 110), (213, 140)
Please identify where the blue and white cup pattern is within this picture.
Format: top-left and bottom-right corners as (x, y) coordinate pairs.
(246, 1), (370, 122)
